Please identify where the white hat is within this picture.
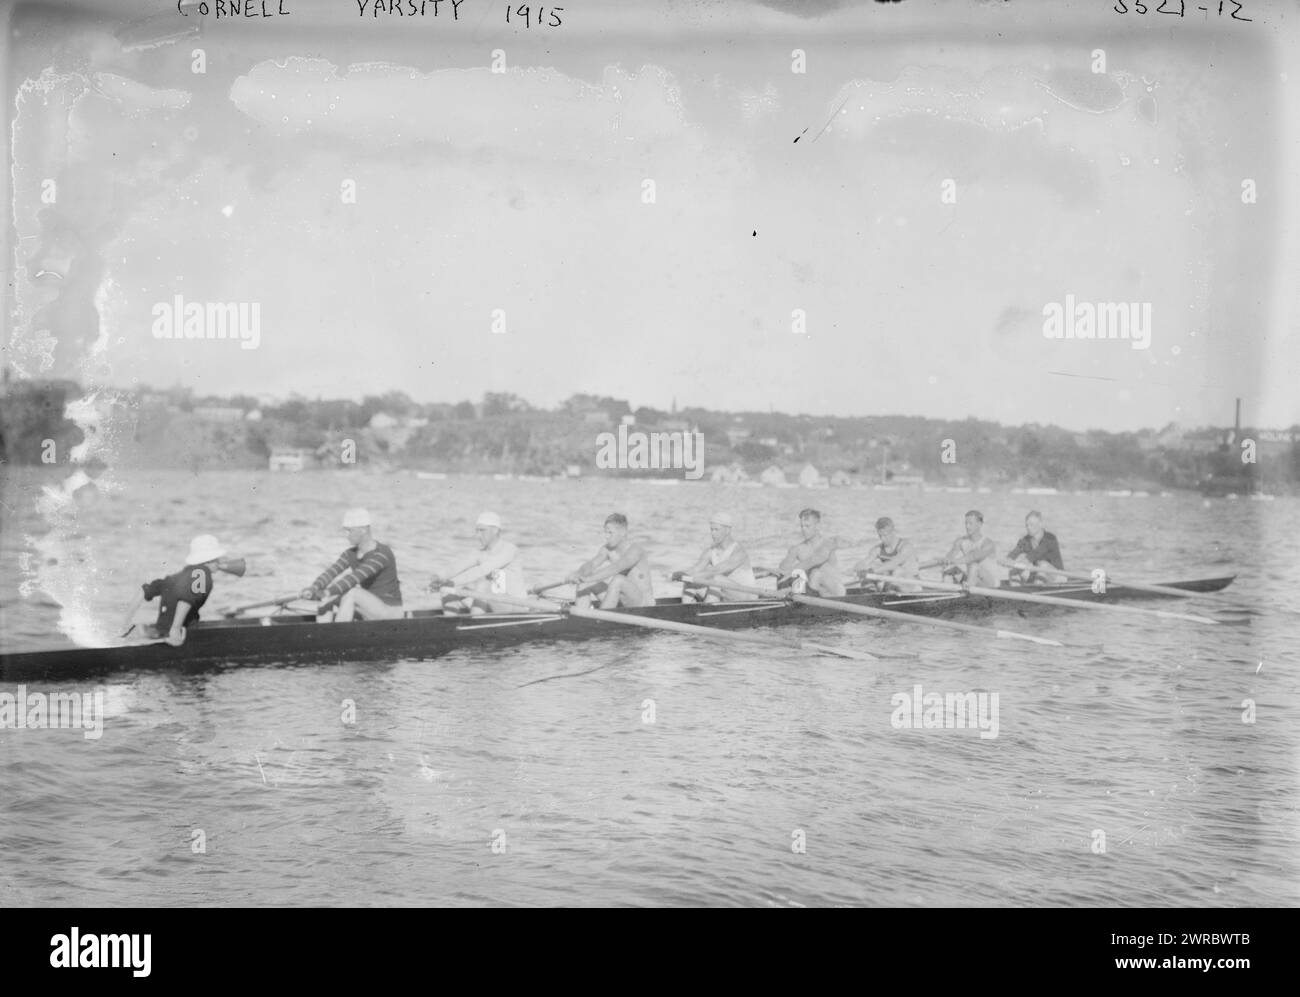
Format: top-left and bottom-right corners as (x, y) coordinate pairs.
(709, 511), (734, 527)
(341, 508), (371, 529)
(186, 535), (226, 565)
(476, 511), (503, 529)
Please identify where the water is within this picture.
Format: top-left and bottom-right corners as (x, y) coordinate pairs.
(1, 468), (1296, 906)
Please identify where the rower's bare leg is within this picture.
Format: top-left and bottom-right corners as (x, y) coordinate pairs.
(576, 583), (606, 610)
(600, 576), (624, 609)
(809, 567), (846, 598)
(612, 577), (652, 608)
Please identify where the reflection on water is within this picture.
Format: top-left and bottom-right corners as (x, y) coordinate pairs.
(0, 468), (1296, 906)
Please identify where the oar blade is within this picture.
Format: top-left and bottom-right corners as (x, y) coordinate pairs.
(1155, 610), (1219, 625)
(802, 641), (877, 662)
(996, 630), (1062, 647)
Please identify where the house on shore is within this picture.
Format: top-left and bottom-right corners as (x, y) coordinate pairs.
(269, 447), (310, 472)
(798, 463), (827, 488)
(760, 465), (788, 487)
(710, 463), (750, 484)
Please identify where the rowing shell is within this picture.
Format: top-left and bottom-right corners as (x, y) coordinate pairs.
(0, 576), (1237, 682)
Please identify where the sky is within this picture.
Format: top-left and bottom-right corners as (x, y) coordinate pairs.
(5, 0), (1299, 432)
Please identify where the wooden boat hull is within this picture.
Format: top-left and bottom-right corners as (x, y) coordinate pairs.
(0, 576), (1237, 682)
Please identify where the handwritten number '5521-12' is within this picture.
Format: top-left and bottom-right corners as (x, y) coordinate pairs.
(1114, 0), (1252, 19)
(506, 5), (563, 26)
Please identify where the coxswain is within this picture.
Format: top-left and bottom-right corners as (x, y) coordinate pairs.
(674, 512), (757, 603)
(301, 508), (404, 621)
(429, 511), (528, 614)
(565, 513), (655, 609)
(1005, 510), (1064, 583)
(124, 535), (243, 646)
(853, 516), (919, 590)
(938, 509), (1001, 588)
(774, 508), (845, 597)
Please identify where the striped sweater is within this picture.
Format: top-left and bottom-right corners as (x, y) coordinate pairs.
(312, 542), (403, 606)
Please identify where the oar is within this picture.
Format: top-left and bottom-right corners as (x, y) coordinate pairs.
(996, 560), (1237, 602)
(452, 588), (877, 662)
(119, 594), (145, 636)
(529, 579), (572, 596)
(221, 595), (300, 618)
(870, 574), (1221, 625)
(666, 575), (920, 659)
(703, 578), (1068, 647)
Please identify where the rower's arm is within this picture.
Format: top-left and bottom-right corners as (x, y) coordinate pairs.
(586, 545), (644, 583)
(573, 548), (610, 581)
(685, 550), (712, 578)
(854, 548), (883, 572)
(324, 547), (393, 597)
(167, 601), (191, 645)
(792, 538), (836, 573)
(443, 552), (481, 585)
(311, 553), (350, 593)
(710, 546), (748, 576)
(1006, 537), (1030, 560)
(895, 540), (919, 575)
(453, 546), (514, 585)
(958, 537), (995, 565)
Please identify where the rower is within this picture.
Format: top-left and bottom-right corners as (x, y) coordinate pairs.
(125, 535), (238, 646)
(673, 512), (757, 603)
(566, 513), (655, 609)
(429, 511), (528, 615)
(938, 509), (1001, 588)
(1006, 510), (1064, 584)
(300, 508), (404, 621)
(774, 508), (845, 597)
(853, 517), (919, 591)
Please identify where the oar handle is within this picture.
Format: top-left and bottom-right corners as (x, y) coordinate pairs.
(679, 575), (785, 600)
(998, 558), (1070, 578)
(450, 587), (563, 613)
(530, 579), (572, 596)
(221, 594), (300, 618)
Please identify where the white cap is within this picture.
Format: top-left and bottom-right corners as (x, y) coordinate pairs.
(709, 511), (734, 527)
(186, 535), (226, 565)
(341, 508), (371, 529)
(476, 511), (503, 529)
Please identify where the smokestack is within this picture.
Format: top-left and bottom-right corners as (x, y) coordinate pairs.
(1235, 398), (1241, 435)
